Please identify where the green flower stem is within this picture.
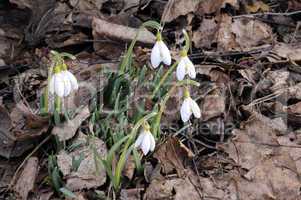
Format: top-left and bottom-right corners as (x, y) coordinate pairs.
(152, 79), (200, 138)
(55, 96), (61, 113)
(113, 111), (157, 190)
(151, 61), (179, 99)
(119, 20), (161, 75)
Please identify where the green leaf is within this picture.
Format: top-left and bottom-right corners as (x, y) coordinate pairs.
(60, 187), (77, 198)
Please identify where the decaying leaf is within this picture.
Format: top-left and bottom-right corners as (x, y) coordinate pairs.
(144, 177), (201, 200)
(193, 14), (273, 51)
(202, 94), (225, 121)
(120, 188), (143, 200)
(0, 103), (48, 158)
(52, 106), (90, 141)
(153, 137), (194, 176)
(57, 133), (107, 191)
(92, 17), (155, 49)
(220, 111), (286, 170)
(267, 42), (301, 62)
(14, 157), (39, 200)
(161, 0), (199, 22)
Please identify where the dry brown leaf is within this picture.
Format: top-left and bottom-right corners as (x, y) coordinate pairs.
(267, 42), (301, 62)
(245, 1), (270, 13)
(144, 177), (201, 200)
(0, 103), (48, 158)
(197, 0), (239, 14)
(192, 18), (218, 49)
(153, 137), (194, 176)
(92, 17), (155, 49)
(202, 95), (225, 121)
(194, 14), (273, 51)
(266, 70), (290, 92)
(220, 113), (283, 170)
(161, 0), (199, 23)
(120, 188), (143, 200)
(230, 18), (273, 51)
(57, 133), (107, 191)
(123, 155), (136, 180)
(52, 106), (90, 141)
(14, 157), (39, 200)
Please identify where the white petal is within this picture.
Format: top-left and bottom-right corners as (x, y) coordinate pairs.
(151, 42), (161, 68)
(176, 58), (186, 81)
(62, 72), (72, 97)
(141, 134), (151, 155)
(65, 70), (78, 91)
(180, 98), (192, 122)
(185, 57), (196, 79)
(148, 132), (156, 152)
(135, 132), (146, 148)
(49, 76), (55, 94)
(190, 98), (201, 119)
(54, 74), (65, 97)
(158, 41), (171, 66)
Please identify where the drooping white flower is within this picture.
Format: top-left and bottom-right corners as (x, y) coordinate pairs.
(135, 123), (155, 155)
(151, 32), (171, 68)
(176, 50), (196, 81)
(49, 64), (79, 97)
(61, 70), (79, 92)
(180, 90), (201, 122)
(49, 67), (66, 98)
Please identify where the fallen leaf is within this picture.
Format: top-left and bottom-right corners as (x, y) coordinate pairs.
(267, 42), (301, 62)
(57, 133), (107, 191)
(144, 177), (201, 200)
(220, 112), (281, 170)
(92, 17), (155, 49)
(245, 1), (270, 13)
(161, 0), (199, 22)
(197, 0), (239, 15)
(52, 106), (90, 141)
(14, 157), (39, 200)
(123, 155), (136, 180)
(120, 188), (143, 200)
(202, 94), (225, 121)
(192, 18), (218, 49)
(153, 137), (194, 176)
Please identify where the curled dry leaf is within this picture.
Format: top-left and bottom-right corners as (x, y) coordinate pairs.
(153, 137), (194, 176)
(57, 133), (107, 191)
(0, 103), (48, 158)
(52, 106), (90, 141)
(92, 17), (155, 48)
(14, 157), (39, 200)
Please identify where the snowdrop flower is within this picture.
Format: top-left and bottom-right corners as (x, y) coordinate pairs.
(135, 122), (155, 155)
(180, 89), (201, 122)
(49, 66), (66, 97)
(49, 64), (78, 97)
(60, 63), (79, 93)
(176, 50), (196, 81)
(151, 32), (171, 68)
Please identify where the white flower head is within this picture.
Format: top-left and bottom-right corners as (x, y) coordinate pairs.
(49, 64), (79, 97)
(49, 66), (66, 97)
(176, 50), (196, 81)
(135, 122), (155, 155)
(180, 89), (201, 122)
(151, 32), (171, 68)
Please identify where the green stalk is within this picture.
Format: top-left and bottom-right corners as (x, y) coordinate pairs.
(151, 61), (179, 99)
(152, 79), (200, 137)
(113, 111), (157, 190)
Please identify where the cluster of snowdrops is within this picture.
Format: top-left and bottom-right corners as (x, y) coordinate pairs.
(47, 22), (200, 158)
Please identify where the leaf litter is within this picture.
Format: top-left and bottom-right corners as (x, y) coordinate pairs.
(1, 0), (301, 199)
